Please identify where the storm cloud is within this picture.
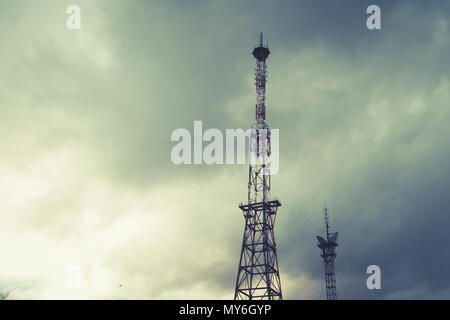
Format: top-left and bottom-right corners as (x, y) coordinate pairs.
(0, 0), (449, 299)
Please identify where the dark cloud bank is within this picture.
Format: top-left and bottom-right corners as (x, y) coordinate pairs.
(1, 0), (449, 299)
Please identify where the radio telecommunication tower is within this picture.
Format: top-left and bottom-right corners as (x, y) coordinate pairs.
(316, 206), (338, 300)
(234, 33), (282, 300)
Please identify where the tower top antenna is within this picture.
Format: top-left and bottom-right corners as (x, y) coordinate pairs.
(253, 33), (270, 62)
(324, 205), (330, 240)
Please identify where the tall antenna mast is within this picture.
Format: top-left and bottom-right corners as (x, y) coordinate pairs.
(324, 206), (330, 239)
(253, 32), (269, 124)
(316, 205), (338, 300)
(234, 33), (282, 300)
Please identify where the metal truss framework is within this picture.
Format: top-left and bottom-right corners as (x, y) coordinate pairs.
(234, 33), (282, 300)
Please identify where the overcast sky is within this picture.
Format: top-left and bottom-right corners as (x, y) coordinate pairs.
(0, 0), (449, 299)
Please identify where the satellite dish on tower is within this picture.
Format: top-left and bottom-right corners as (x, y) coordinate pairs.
(316, 235), (327, 246)
(329, 232), (338, 243)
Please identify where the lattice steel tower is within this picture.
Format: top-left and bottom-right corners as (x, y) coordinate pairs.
(316, 206), (338, 300)
(234, 33), (282, 300)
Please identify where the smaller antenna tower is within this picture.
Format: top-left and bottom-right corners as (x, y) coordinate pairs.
(316, 205), (338, 300)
